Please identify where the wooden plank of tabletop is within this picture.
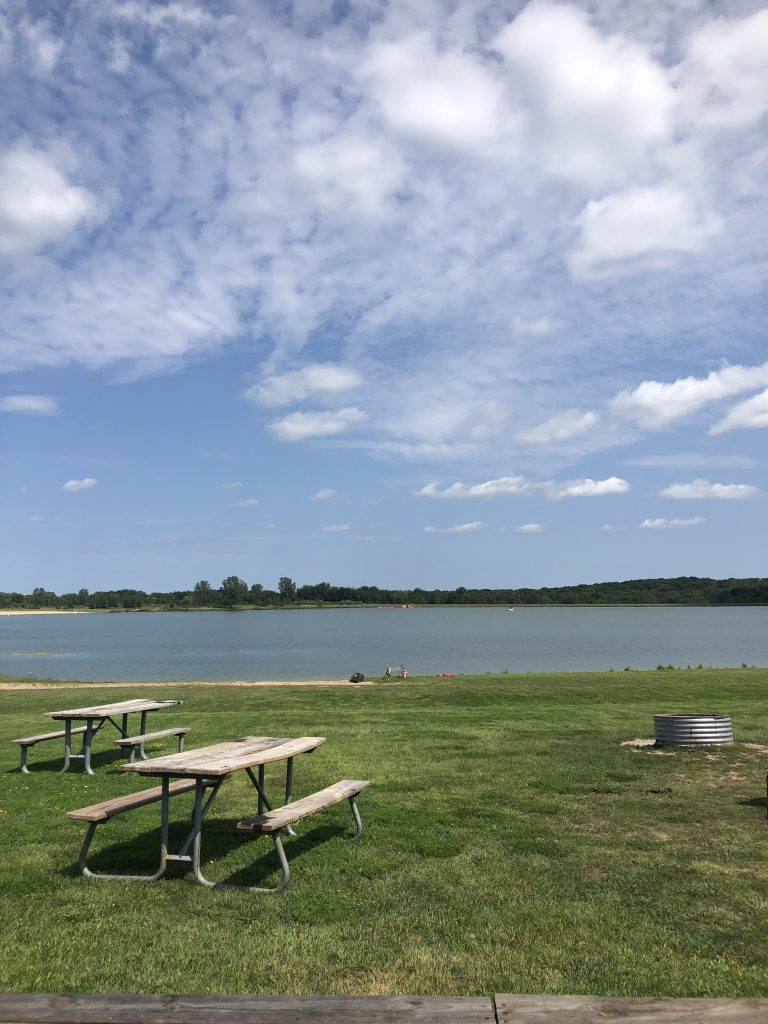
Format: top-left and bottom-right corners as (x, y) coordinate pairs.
(495, 995), (768, 1022)
(120, 735), (326, 777)
(0, 993), (494, 1023)
(47, 699), (180, 719)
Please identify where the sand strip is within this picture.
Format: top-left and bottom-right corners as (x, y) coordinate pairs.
(0, 679), (380, 690)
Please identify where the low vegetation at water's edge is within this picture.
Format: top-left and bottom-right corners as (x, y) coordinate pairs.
(1, 669), (768, 996)
(3, 575), (767, 611)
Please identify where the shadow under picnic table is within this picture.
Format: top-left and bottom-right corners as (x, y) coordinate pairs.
(61, 815), (348, 887)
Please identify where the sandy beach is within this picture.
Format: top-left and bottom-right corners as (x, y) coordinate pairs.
(0, 609), (87, 616)
(0, 679), (378, 690)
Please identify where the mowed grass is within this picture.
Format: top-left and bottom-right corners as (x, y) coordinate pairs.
(1, 669), (768, 996)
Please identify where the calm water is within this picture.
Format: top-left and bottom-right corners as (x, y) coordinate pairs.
(0, 607), (765, 682)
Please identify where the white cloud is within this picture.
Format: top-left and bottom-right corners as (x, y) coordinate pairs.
(363, 34), (504, 149)
(551, 477), (630, 499)
(269, 407), (366, 442)
(679, 9), (768, 131)
(232, 498), (259, 508)
(610, 363), (768, 429)
(321, 523), (350, 532)
(569, 187), (722, 279)
(245, 364), (363, 408)
(416, 476), (532, 499)
(624, 453), (756, 470)
(19, 18), (64, 73)
(516, 409), (596, 445)
(418, 474), (629, 501)
(425, 522), (487, 534)
(511, 316), (560, 336)
(221, 481), (243, 489)
(0, 145), (98, 256)
(0, 394), (58, 415)
(710, 388), (768, 435)
(512, 523), (545, 534)
(640, 517), (707, 529)
(312, 488), (337, 501)
(659, 479), (758, 500)
(295, 136), (405, 218)
(62, 478), (96, 492)
(495, 3), (675, 186)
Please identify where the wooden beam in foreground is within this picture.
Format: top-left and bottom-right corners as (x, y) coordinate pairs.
(0, 993), (493, 1023)
(2, 994), (768, 1023)
(496, 995), (768, 1022)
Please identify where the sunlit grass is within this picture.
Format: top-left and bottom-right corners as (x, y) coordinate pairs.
(1, 669), (767, 996)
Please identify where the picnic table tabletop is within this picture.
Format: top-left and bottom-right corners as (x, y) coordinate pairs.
(46, 698), (181, 720)
(120, 735), (326, 778)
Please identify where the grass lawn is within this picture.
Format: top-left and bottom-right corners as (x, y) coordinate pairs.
(1, 669), (768, 996)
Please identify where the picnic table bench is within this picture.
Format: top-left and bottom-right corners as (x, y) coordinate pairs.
(11, 727), (89, 774)
(113, 726), (190, 763)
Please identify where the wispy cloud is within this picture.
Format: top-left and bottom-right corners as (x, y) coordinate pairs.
(710, 388), (768, 435)
(0, 394), (58, 414)
(221, 481), (243, 489)
(516, 410), (596, 445)
(511, 523), (545, 534)
(321, 523), (350, 532)
(232, 498), (259, 508)
(312, 488), (337, 501)
(244, 364), (362, 408)
(623, 453), (756, 470)
(640, 517), (707, 529)
(269, 408), (366, 442)
(416, 477), (532, 499)
(425, 522), (487, 534)
(62, 478), (96, 492)
(551, 477), (630, 499)
(658, 479), (758, 500)
(417, 474), (629, 500)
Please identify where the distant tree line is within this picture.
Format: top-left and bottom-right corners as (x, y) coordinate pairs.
(1, 576), (766, 610)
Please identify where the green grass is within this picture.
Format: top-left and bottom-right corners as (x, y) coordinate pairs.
(1, 669), (768, 996)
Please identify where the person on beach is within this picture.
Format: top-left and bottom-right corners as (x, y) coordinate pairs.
(399, 664), (407, 678)
(385, 665), (392, 677)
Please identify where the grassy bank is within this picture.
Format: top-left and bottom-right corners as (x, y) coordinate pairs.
(1, 669), (768, 996)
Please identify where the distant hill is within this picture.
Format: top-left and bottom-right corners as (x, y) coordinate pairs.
(2, 576), (766, 610)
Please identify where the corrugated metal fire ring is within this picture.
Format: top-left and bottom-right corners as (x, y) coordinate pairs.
(654, 714), (733, 746)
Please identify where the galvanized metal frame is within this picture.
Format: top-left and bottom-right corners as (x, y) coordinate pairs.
(74, 755), (364, 892)
(59, 708), (169, 775)
(76, 776), (224, 882)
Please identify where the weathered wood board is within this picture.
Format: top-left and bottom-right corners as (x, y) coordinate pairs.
(496, 995), (768, 1022)
(0, 993), (494, 1023)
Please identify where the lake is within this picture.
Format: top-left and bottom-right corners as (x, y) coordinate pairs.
(0, 606), (765, 682)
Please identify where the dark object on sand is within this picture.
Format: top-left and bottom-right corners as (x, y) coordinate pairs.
(349, 672), (365, 683)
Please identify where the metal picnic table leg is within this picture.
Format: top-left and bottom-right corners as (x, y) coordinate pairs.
(138, 710), (149, 759)
(78, 777), (170, 882)
(192, 774), (290, 893)
(59, 719), (72, 773)
(82, 719), (95, 775)
(245, 763), (297, 838)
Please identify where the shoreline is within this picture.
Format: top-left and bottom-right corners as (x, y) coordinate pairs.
(0, 678), (377, 690)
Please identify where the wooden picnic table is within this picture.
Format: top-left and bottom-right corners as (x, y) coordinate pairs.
(45, 698), (181, 775)
(115, 736), (325, 890)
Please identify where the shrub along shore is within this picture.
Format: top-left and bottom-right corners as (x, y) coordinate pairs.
(3, 575), (767, 611)
(1, 668), (768, 996)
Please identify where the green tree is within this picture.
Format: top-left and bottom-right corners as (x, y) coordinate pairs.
(221, 576), (248, 608)
(279, 576), (297, 602)
(193, 580), (213, 606)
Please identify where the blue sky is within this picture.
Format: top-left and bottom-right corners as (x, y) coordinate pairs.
(0, 0), (766, 593)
